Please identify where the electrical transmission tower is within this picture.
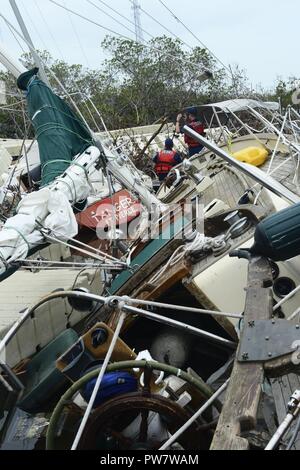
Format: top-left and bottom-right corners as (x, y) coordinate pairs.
(132, 0), (144, 44)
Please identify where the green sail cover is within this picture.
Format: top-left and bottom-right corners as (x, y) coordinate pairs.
(17, 69), (93, 187)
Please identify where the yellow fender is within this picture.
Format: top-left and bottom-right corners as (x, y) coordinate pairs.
(232, 146), (268, 167)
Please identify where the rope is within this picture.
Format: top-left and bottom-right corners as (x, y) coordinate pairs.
(41, 159), (89, 179)
(149, 232), (221, 285)
(31, 103), (92, 129)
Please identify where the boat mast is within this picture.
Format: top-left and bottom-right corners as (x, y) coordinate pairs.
(9, 0), (50, 86)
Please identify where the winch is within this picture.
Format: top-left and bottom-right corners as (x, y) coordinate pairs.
(250, 203), (300, 261)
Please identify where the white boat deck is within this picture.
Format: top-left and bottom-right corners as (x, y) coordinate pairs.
(0, 268), (93, 334)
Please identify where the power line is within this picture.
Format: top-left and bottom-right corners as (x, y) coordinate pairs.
(158, 0), (233, 78)
(6, 21), (26, 54)
(49, 0), (134, 41)
(49, 0), (210, 75)
(0, 12), (92, 130)
(86, 0), (136, 38)
(133, 0), (193, 51)
(19, 0), (49, 53)
(34, 0), (65, 61)
(95, 0), (153, 39)
(63, 0), (91, 68)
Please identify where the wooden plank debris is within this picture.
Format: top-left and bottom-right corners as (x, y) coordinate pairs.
(211, 256), (273, 450)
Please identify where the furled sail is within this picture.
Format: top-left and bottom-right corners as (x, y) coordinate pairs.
(0, 69), (100, 280)
(17, 68), (93, 186)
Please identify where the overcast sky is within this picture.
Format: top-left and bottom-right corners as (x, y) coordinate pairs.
(0, 0), (298, 89)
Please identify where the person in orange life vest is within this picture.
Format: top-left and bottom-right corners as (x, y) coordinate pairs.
(153, 138), (182, 182)
(175, 106), (205, 157)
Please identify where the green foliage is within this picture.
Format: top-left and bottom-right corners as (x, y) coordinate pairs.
(99, 35), (230, 127)
(274, 77), (300, 111)
(0, 36), (287, 138)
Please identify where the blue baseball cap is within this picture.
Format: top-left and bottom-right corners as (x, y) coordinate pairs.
(165, 138), (174, 149)
(186, 106), (198, 116)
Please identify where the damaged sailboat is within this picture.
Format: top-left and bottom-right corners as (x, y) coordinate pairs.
(1, 35), (300, 452)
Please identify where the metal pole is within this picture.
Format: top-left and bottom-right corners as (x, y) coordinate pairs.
(9, 0), (50, 86)
(265, 414), (294, 450)
(212, 106), (228, 144)
(265, 390), (300, 450)
(160, 379), (229, 450)
(183, 125), (300, 205)
(132, 0), (144, 44)
(123, 304), (237, 349)
(118, 296), (243, 320)
(249, 106), (300, 156)
(71, 311), (127, 450)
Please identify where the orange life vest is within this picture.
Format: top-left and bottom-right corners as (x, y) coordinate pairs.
(155, 150), (177, 175)
(184, 120), (205, 147)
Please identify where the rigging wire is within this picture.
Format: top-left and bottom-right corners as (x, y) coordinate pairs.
(86, 1), (263, 119)
(6, 21), (26, 54)
(48, 0), (213, 132)
(33, 0), (100, 133)
(129, 0), (193, 50)
(48, 0), (255, 134)
(86, 0), (137, 38)
(48, 0), (211, 75)
(18, 259), (116, 268)
(37, 221), (127, 265)
(1, 11), (142, 242)
(0, 13), (93, 133)
(89, 0), (245, 106)
(20, 0), (49, 53)
(49, 0), (135, 42)
(157, 0), (233, 79)
(33, 0), (65, 61)
(95, 0), (152, 38)
(63, 0), (91, 68)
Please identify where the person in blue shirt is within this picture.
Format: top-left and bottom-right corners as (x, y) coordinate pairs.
(153, 138), (182, 181)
